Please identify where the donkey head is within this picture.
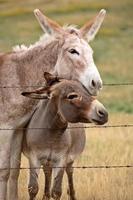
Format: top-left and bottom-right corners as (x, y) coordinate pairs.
(22, 72), (108, 125)
(34, 9), (106, 96)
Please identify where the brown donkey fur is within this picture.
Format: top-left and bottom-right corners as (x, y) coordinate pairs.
(11, 73), (108, 200)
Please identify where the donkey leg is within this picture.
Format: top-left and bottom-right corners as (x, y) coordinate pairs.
(0, 153), (10, 200)
(51, 165), (65, 200)
(0, 168), (9, 200)
(66, 162), (77, 200)
(8, 130), (23, 200)
(28, 159), (41, 200)
(42, 165), (52, 200)
(0, 130), (13, 200)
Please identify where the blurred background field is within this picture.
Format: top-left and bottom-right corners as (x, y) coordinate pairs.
(0, 0), (133, 199)
(0, 0), (133, 113)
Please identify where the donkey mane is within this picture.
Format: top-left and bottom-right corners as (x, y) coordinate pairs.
(13, 25), (78, 53)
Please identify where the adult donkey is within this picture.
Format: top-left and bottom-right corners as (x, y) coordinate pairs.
(0, 9), (106, 200)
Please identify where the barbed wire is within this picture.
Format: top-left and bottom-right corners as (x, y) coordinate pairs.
(0, 82), (133, 88)
(0, 84), (132, 172)
(0, 165), (133, 170)
(103, 83), (133, 86)
(0, 124), (133, 131)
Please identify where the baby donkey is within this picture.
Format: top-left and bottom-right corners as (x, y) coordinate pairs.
(21, 72), (108, 200)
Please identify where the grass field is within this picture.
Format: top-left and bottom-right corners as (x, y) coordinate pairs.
(18, 114), (133, 200)
(0, 0), (133, 199)
(0, 0), (133, 113)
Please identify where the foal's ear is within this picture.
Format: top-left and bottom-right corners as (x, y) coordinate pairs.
(21, 89), (50, 100)
(80, 9), (106, 42)
(44, 72), (60, 86)
(34, 9), (63, 35)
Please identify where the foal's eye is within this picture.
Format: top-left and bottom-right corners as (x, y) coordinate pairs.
(68, 49), (80, 55)
(67, 93), (79, 100)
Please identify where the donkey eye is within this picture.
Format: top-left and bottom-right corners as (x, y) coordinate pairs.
(67, 93), (79, 99)
(68, 49), (79, 55)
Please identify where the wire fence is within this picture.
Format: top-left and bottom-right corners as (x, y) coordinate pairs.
(0, 123), (132, 171)
(0, 82), (133, 88)
(0, 165), (133, 170)
(0, 124), (133, 131)
(103, 82), (133, 86)
(0, 81), (133, 171)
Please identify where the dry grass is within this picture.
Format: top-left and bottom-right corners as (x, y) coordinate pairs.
(18, 114), (133, 200)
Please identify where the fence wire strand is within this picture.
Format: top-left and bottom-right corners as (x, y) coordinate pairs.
(0, 82), (133, 88)
(0, 165), (133, 170)
(103, 83), (133, 86)
(0, 124), (133, 131)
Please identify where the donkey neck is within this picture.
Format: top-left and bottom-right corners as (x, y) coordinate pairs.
(13, 38), (60, 82)
(22, 39), (59, 71)
(37, 99), (68, 133)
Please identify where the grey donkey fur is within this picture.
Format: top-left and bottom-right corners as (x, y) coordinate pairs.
(0, 9), (106, 200)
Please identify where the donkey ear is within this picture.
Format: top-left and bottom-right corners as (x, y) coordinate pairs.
(21, 84), (50, 99)
(80, 9), (106, 42)
(34, 9), (63, 35)
(22, 93), (49, 99)
(21, 90), (50, 100)
(44, 72), (56, 82)
(44, 72), (60, 86)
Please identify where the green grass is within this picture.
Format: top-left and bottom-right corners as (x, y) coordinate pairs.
(0, 0), (133, 113)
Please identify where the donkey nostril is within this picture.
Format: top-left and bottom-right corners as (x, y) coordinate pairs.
(91, 80), (96, 88)
(97, 110), (105, 118)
